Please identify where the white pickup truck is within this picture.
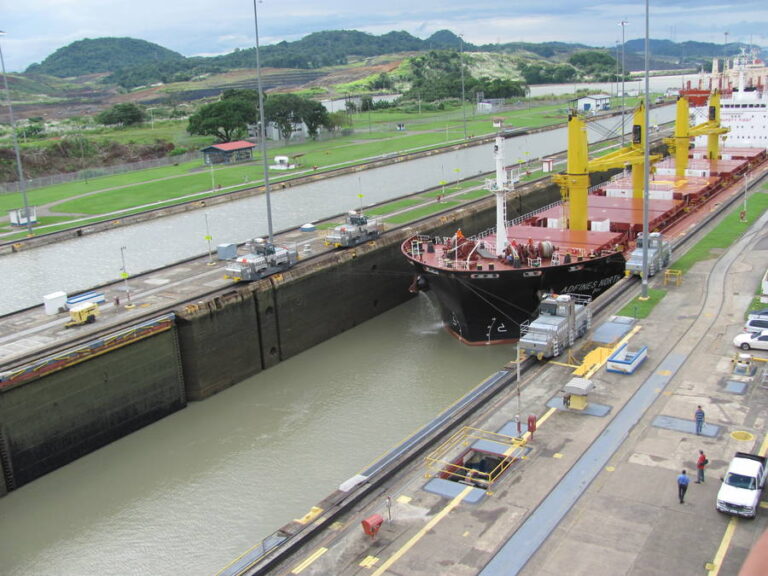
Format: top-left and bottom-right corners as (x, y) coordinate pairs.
(716, 452), (768, 518)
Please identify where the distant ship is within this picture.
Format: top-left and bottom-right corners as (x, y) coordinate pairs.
(403, 99), (765, 345)
(684, 47), (768, 150)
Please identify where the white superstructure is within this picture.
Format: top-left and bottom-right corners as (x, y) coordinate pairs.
(691, 48), (768, 150)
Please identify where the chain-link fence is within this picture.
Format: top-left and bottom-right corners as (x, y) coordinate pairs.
(0, 150), (202, 194)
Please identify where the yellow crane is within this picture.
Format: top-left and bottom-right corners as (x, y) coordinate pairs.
(665, 91), (729, 178)
(553, 103), (660, 232)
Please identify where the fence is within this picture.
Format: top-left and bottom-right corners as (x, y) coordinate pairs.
(0, 150), (201, 194)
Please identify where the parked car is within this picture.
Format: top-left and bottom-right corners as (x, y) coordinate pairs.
(734, 330), (768, 351)
(748, 309), (768, 320)
(744, 318), (768, 334)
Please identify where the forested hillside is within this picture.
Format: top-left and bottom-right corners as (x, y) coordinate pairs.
(26, 38), (184, 77)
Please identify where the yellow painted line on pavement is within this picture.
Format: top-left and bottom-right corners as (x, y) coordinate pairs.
(534, 407), (557, 428)
(707, 519), (737, 576)
(359, 555), (379, 568)
(758, 433), (768, 457)
(370, 486), (473, 576)
(290, 547), (328, 574)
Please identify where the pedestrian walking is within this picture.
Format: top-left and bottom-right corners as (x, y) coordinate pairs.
(695, 405), (705, 435)
(696, 450), (708, 483)
(677, 470), (690, 503)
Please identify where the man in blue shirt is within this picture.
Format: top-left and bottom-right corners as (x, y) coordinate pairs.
(695, 405), (705, 435)
(677, 470), (690, 503)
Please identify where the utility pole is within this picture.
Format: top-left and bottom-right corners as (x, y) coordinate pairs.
(253, 0), (274, 243)
(0, 31), (32, 234)
(120, 246), (134, 307)
(641, 4), (649, 299)
(619, 20), (629, 146)
(460, 34), (467, 140)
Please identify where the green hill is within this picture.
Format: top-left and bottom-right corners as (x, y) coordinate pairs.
(25, 37), (184, 77)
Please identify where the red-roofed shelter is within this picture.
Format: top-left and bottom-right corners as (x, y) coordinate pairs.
(201, 140), (257, 165)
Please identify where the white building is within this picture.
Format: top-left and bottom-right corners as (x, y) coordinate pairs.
(575, 94), (612, 114)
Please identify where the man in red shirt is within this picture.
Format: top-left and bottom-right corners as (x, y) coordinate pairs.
(696, 450), (707, 483)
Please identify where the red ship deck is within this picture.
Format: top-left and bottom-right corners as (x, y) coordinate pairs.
(655, 157), (745, 176)
(534, 195), (682, 236)
(412, 224), (625, 272)
(604, 171), (719, 204)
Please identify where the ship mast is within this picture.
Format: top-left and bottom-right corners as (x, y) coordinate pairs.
(487, 118), (516, 255)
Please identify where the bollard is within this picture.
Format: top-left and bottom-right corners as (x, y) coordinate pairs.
(527, 414), (537, 439)
(362, 514), (384, 540)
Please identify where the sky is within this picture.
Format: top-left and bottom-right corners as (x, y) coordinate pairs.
(1, 0), (767, 72)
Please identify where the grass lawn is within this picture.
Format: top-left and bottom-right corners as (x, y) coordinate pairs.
(385, 201), (463, 224)
(672, 190), (768, 273)
(617, 288), (667, 318)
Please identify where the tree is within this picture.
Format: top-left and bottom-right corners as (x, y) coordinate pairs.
(299, 99), (330, 139)
(326, 111), (352, 134)
(187, 98), (258, 142)
(264, 93), (330, 142)
(95, 103), (146, 126)
(222, 88), (260, 105)
(264, 94), (303, 142)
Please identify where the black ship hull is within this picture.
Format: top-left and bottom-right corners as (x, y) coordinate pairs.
(409, 251), (627, 344)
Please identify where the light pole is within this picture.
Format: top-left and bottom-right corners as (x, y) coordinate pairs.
(0, 31), (32, 234)
(459, 34), (467, 140)
(619, 20), (628, 146)
(615, 41), (620, 98)
(640, 3), (649, 299)
(742, 173), (749, 221)
(147, 107), (157, 129)
(204, 213), (215, 264)
(120, 246), (134, 307)
(253, 0), (274, 243)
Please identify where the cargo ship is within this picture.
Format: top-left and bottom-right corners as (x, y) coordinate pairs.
(403, 98), (766, 344)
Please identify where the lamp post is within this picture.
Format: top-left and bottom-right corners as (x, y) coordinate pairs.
(619, 20), (628, 146)
(615, 41), (620, 98)
(147, 107), (157, 129)
(742, 173), (749, 221)
(204, 213), (215, 265)
(120, 246), (133, 307)
(0, 31), (32, 234)
(640, 3), (649, 299)
(253, 0), (274, 243)
(460, 34), (467, 140)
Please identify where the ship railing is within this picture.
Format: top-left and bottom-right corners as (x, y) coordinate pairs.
(506, 200), (562, 228)
(527, 257), (542, 268)
(551, 252), (561, 266)
(407, 235), (433, 256)
(466, 200), (564, 241)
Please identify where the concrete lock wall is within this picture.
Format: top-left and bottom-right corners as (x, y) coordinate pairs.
(176, 289), (267, 401)
(0, 330), (185, 490)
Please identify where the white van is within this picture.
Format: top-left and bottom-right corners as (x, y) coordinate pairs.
(744, 318), (768, 334)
